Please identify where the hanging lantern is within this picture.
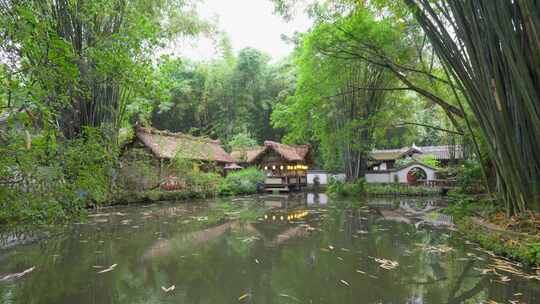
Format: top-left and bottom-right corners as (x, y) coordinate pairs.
(280, 165), (284, 170)
(264, 166), (268, 170)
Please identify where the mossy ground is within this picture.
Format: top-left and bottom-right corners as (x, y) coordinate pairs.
(456, 217), (540, 266)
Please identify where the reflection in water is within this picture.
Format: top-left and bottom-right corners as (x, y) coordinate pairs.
(307, 192), (328, 205)
(0, 194), (539, 304)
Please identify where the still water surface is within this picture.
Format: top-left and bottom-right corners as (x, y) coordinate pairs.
(1, 194), (539, 303)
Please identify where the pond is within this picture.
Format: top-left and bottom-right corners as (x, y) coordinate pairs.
(1, 194), (539, 303)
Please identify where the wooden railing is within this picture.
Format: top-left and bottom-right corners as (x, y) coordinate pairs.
(412, 179), (457, 188)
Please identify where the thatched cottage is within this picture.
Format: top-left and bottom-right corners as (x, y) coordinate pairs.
(120, 127), (235, 190)
(231, 141), (312, 191)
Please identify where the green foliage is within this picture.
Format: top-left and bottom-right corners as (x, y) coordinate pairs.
(0, 127), (117, 224)
(441, 194), (500, 221)
(458, 218), (540, 266)
(419, 154), (440, 168)
(395, 154), (440, 169)
(0, 0), (209, 138)
(228, 132), (258, 150)
(327, 179), (366, 197)
(220, 168), (265, 195)
(365, 184), (440, 196)
(452, 160), (486, 194)
(150, 48), (291, 142)
(169, 153), (223, 196)
(406, 0), (540, 215)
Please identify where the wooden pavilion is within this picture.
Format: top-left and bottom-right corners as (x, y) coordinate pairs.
(231, 141), (312, 192)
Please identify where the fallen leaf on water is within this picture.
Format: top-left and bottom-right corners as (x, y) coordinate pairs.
(255, 259), (260, 264)
(0, 266), (35, 282)
(328, 245), (334, 250)
(279, 293), (300, 302)
(238, 293), (250, 301)
(356, 269), (366, 274)
(372, 257), (399, 270)
(161, 285), (175, 292)
(339, 279), (350, 287)
(97, 264), (117, 274)
(337, 257), (344, 261)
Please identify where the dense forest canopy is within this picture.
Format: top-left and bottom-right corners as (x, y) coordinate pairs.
(149, 47), (292, 142)
(1, 0), (539, 220)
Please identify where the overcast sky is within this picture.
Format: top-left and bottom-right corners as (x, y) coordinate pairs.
(176, 0), (312, 61)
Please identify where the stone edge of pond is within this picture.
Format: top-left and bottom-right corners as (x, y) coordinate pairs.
(457, 216), (540, 266)
(107, 189), (262, 206)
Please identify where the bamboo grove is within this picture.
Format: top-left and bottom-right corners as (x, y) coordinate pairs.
(271, 0), (540, 215)
(406, 0), (540, 214)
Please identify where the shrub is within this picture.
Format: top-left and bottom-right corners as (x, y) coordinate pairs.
(442, 194), (501, 220)
(454, 160), (486, 194)
(327, 179), (365, 197)
(220, 168), (265, 195)
(365, 183), (440, 196)
(190, 172), (223, 196)
(0, 127), (117, 224)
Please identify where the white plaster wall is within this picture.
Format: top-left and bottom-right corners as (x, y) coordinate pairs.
(366, 164), (437, 184)
(394, 164), (436, 183)
(365, 172), (392, 183)
(307, 172), (328, 185)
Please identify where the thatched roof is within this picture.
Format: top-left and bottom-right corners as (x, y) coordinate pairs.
(231, 146), (265, 163)
(232, 141), (311, 163)
(135, 127), (235, 163)
(370, 145), (463, 161)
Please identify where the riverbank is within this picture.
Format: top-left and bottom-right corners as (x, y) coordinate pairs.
(0, 165), (266, 226)
(442, 196), (540, 266)
(326, 180), (441, 197)
(456, 217), (540, 266)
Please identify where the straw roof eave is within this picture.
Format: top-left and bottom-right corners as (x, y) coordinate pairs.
(135, 127), (235, 163)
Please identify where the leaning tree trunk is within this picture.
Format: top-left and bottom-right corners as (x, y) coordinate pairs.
(406, 0), (540, 215)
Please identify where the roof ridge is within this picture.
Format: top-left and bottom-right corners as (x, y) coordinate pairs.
(136, 126), (221, 145)
(264, 140), (310, 148)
